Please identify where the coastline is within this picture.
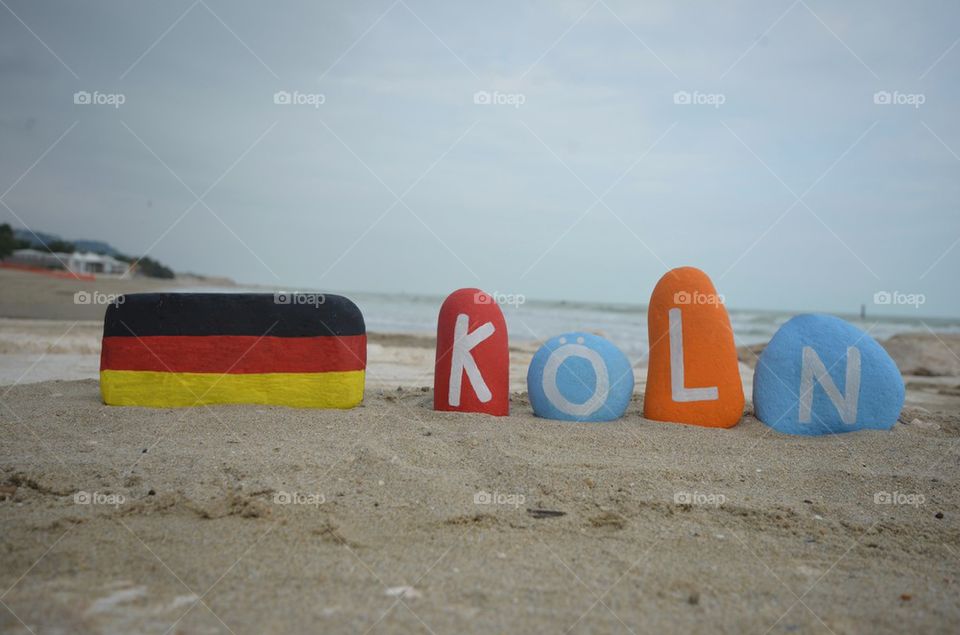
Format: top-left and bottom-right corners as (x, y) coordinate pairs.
(1, 267), (958, 407)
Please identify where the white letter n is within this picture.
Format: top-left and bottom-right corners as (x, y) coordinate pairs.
(449, 313), (494, 406)
(799, 346), (860, 425)
(669, 308), (719, 402)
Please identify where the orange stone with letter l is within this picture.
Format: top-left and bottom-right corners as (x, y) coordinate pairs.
(643, 267), (744, 428)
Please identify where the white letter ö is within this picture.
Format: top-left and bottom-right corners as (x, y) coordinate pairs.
(542, 340), (609, 417)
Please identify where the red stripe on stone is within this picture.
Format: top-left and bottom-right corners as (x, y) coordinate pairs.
(100, 335), (366, 374)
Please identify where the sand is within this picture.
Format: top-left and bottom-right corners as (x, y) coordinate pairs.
(2, 381), (959, 634)
(1, 268), (959, 633)
(0, 268), (233, 322)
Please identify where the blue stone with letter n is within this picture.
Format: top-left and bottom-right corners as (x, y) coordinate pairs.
(527, 332), (634, 422)
(753, 314), (904, 435)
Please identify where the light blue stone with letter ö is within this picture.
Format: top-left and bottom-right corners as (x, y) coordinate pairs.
(753, 314), (904, 435)
(527, 332), (634, 422)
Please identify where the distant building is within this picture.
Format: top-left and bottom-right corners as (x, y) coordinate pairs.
(66, 251), (131, 276)
(5, 248), (131, 277)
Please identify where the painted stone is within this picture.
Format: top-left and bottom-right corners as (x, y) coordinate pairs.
(434, 288), (509, 416)
(100, 293), (366, 408)
(753, 314), (904, 435)
(643, 267), (744, 428)
(527, 332), (634, 422)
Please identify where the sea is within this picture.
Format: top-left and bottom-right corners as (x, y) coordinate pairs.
(186, 287), (960, 362)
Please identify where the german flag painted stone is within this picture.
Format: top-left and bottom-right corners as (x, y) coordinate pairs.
(99, 293), (366, 408)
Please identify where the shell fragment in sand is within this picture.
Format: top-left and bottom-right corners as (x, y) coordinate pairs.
(385, 585), (422, 599)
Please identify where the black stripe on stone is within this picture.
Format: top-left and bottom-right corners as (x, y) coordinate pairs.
(103, 293), (365, 338)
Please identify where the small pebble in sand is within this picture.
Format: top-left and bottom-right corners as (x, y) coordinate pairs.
(901, 593), (912, 601)
(688, 591), (700, 605)
(385, 586), (421, 599)
(527, 509), (566, 519)
(86, 586), (147, 615)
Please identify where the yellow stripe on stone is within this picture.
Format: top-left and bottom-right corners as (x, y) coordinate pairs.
(100, 369), (365, 409)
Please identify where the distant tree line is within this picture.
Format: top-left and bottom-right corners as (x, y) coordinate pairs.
(0, 223), (175, 279)
(0, 224), (31, 258)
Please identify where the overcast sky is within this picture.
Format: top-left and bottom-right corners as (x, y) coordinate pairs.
(1, 0), (958, 316)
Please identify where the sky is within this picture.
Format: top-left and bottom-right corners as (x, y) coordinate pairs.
(1, 0), (958, 317)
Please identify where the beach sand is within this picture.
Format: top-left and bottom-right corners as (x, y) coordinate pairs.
(1, 269), (959, 633)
